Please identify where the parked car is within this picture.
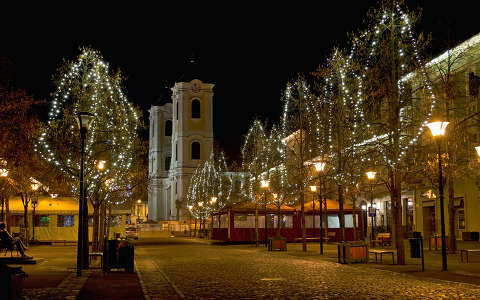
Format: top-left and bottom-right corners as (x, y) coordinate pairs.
(125, 226), (138, 240)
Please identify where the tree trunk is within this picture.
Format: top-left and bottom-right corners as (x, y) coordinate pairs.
(255, 202), (259, 247)
(194, 218), (197, 237)
(92, 203), (100, 252)
(391, 168), (405, 265)
(352, 196), (358, 241)
(99, 202), (106, 251)
(338, 184), (345, 242)
(324, 191), (328, 241)
(1, 197), (4, 222)
(448, 176), (456, 252)
(301, 191), (306, 252)
(6, 196), (10, 233)
(276, 201), (281, 237)
(106, 206), (111, 240)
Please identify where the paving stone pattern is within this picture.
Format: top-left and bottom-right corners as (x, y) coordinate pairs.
(135, 239), (480, 299)
(22, 270), (92, 300)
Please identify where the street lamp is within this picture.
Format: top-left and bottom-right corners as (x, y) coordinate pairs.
(314, 161), (326, 255)
(427, 121), (449, 271)
(76, 111), (94, 276)
(475, 146), (480, 158)
(365, 171), (376, 246)
(260, 179), (270, 247)
(31, 183), (39, 243)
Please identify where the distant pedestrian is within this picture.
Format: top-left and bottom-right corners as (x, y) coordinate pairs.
(0, 223), (32, 259)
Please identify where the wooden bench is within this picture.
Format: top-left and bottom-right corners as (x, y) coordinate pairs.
(294, 237), (321, 243)
(372, 233), (391, 247)
(460, 249), (480, 263)
(369, 249), (395, 264)
(50, 240), (77, 246)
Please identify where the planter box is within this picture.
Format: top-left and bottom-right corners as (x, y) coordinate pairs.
(338, 242), (368, 264)
(268, 237), (287, 251)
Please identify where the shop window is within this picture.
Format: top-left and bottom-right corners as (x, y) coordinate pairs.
(192, 99), (200, 118)
(165, 120), (172, 136)
(57, 215), (74, 227)
(34, 215), (50, 227)
(191, 142), (200, 160)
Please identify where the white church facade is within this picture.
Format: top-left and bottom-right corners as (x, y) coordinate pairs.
(148, 79), (214, 221)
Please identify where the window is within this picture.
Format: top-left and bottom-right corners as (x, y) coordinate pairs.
(327, 214), (340, 228)
(34, 215), (50, 227)
(165, 156), (171, 171)
(152, 120), (154, 137)
(191, 142), (200, 159)
(176, 143), (178, 161)
(192, 99), (200, 118)
(176, 102), (178, 120)
(57, 215), (74, 227)
(165, 120), (172, 136)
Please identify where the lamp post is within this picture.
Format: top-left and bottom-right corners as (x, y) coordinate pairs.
(76, 111), (94, 276)
(261, 179), (270, 247)
(427, 121), (449, 271)
(361, 202), (367, 239)
(366, 171), (376, 246)
(31, 183), (39, 243)
(314, 161), (326, 254)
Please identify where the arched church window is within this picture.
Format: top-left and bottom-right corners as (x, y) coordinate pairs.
(165, 120), (172, 136)
(192, 99), (200, 118)
(191, 142), (200, 160)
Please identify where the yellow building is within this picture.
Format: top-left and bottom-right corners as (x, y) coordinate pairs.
(4, 196), (131, 242)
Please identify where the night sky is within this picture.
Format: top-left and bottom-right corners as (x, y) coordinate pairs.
(1, 2), (478, 164)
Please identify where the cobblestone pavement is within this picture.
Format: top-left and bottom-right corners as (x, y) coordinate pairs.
(22, 270), (92, 299)
(135, 238), (480, 299)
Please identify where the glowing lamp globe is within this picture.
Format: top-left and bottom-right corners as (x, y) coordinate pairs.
(310, 186), (317, 192)
(475, 146), (480, 158)
(426, 121), (449, 137)
(314, 162), (326, 172)
(260, 180), (270, 188)
(366, 171), (376, 180)
(76, 112), (95, 131)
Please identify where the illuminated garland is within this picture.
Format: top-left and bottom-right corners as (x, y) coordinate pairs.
(186, 151), (233, 219)
(35, 48), (139, 203)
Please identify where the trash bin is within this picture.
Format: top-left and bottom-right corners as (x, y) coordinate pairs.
(409, 238), (421, 258)
(103, 238), (134, 273)
(338, 242), (368, 264)
(0, 265), (27, 300)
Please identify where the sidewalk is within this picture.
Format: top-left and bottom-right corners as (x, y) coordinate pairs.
(284, 240), (480, 285)
(10, 244), (144, 300)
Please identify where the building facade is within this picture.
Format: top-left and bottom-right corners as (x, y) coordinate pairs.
(148, 79), (214, 221)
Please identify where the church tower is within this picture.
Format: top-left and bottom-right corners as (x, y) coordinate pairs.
(169, 79), (214, 221)
(147, 103), (172, 221)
